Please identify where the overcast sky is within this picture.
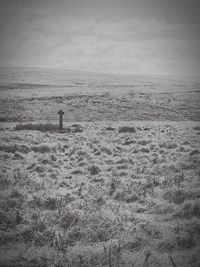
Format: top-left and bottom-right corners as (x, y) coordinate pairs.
(0, 0), (200, 76)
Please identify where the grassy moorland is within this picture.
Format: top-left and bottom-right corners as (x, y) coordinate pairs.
(0, 121), (200, 266)
(0, 68), (199, 123)
(0, 68), (200, 266)
(0, 91), (200, 123)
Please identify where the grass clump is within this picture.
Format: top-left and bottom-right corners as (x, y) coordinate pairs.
(174, 200), (200, 219)
(15, 123), (60, 132)
(118, 126), (136, 133)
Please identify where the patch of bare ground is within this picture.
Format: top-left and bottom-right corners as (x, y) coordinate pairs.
(0, 122), (200, 266)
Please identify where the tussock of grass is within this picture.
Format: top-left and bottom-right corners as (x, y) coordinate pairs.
(159, 141), (178, 149)
(163, 188), (186, 204)
(60, 209), (80, 230)
(31, 145), (53, 154)
(0, 210), (22, 226)
(174, 200), (200, 219)
(15, 123), (60, 132)
(0, 117), (7, 122)
(157, 240), (175, 252)
(15, 123), (84, 133)
(118, 126), (136, 133)
(177, 231), (196, 249)
(193, 126), (200, 131)
(0, 144), (31, 157)
(0, 173), (11, 189)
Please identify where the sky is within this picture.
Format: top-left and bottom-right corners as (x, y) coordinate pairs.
(0, 0), (200, 76)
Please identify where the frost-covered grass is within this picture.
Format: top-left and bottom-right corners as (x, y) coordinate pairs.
(0, 122), (200, 266)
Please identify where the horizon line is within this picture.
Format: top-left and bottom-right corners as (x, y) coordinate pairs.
(0, 64), (199, 80)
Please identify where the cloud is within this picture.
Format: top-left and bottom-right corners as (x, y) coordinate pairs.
(44, 34), (200, 75)
(0, 3), (199, 76)
(94, 18), (167, 37)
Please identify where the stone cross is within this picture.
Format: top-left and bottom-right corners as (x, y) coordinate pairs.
(58, 109), (64, 132)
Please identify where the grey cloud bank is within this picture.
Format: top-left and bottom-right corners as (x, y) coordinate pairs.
(0, 0), (199, 76)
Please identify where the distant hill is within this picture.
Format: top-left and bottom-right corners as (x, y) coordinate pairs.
(0, 66), (199, 94)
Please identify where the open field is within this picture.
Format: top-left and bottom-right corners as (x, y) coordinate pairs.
(0, 68), (200, 122)
(1, 122), (200, 266)
(0, 68), (200, 266)
(0, 91), (200, 122)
